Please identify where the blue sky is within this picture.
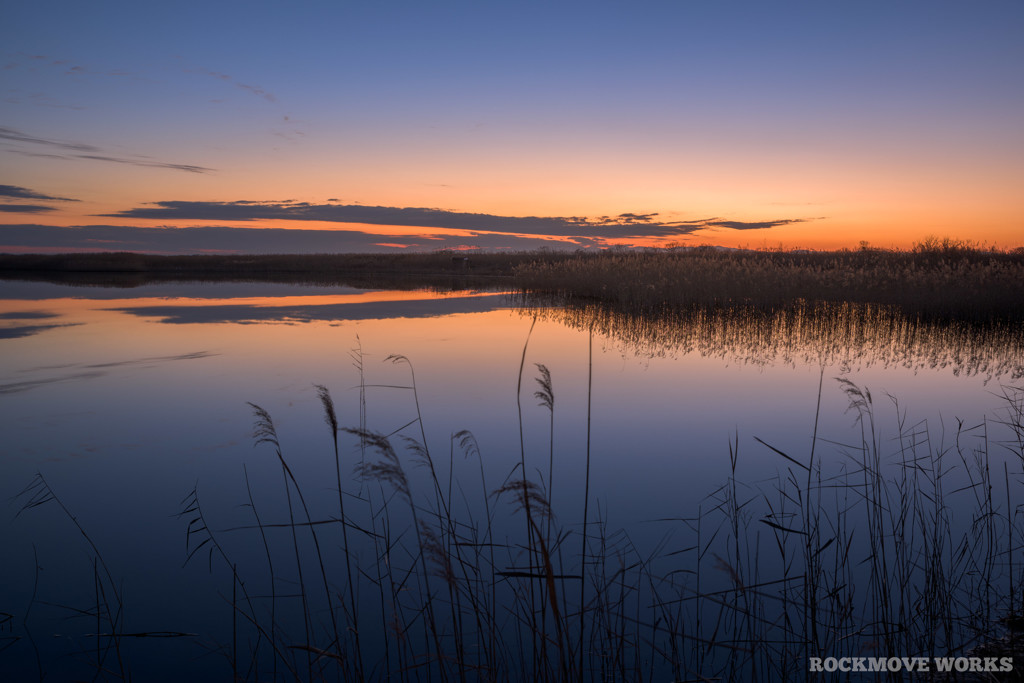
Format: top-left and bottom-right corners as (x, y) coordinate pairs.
(2, 0), (1022, 252)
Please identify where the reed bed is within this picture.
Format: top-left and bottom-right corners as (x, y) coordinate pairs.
(10, 342), (1024, 681)
(3, 240), (1023, 320)
(513, 241), (1024, 321)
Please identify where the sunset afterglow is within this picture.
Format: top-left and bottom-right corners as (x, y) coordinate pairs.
(2, 1), (1022, 253)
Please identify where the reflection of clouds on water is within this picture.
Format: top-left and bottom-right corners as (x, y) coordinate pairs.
(0, 323), (79, 339)
(0, 370), (107, 393)
(0, 310), (59, 319)
(0, 309), (78, 339)
(1, 351), (216, 394)
(523, 299), (1024, 382)
(110, 293), (514, 325)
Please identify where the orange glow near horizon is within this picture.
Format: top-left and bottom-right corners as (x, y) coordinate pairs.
(3, 167), (1021, 252)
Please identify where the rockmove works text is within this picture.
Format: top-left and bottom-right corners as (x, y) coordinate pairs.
(809, 657), (1013, 674)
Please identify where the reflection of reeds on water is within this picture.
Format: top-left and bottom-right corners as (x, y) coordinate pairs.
(521, 296), (1024, 380)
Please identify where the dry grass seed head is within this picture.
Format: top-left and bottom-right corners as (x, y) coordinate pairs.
(493, 479), (553, 521)
(534, 363), (554, 411)
(344, 427), (410, 499)
(315, 384), (338, 433)
(248, 402), (280, 450)
(401, 435), (434, 471)
(418, 519), (456, 587)
(454, 430), (480, 460)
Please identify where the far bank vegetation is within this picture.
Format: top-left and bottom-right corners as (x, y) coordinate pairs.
(2, 238), (1022, 320)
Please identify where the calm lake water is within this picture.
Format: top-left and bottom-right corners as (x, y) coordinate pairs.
(2, 278), (1023, 681)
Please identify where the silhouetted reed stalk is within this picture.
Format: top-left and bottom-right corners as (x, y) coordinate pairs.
(317, 384), (365, 682)
(21, 546), (43, 681)
(178, 484), (293, 679)
(513, 317), (541, 679)
(242, 464), (279, 681)
(345, 426), (449, 681)
(16, 473), (127, 679)
(534, 363), (555, 544)
(454, 428), (500, 676)
(389, 353), (482, 682)
(250, 403), (343, 680)
(578, 326), (593, 682)
(494, 479), (570, 682)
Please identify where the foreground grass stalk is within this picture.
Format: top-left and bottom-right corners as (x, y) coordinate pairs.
(17, 474), (127, 679)
(513, 318), (541, 679)
(578, 326), (593, 682)
(317, 384), (365, 682)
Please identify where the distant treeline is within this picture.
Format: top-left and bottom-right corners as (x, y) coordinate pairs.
(0, 251), (533, 277)
(2, 241), (1023, 320)
(0, 251), (534, 291)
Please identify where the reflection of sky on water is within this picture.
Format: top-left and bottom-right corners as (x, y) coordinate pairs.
(2, 280), (1022, 681)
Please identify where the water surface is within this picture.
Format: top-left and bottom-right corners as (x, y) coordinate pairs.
(2, 279), (1022, 681)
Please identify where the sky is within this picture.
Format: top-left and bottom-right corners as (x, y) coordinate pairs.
(1, 0), (1022, 253)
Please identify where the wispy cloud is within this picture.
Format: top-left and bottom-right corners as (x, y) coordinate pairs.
(73, 154), (212, 174)
(187, 67), (277, 102)
(7, 53), (136, 79)
(0, 184), (78, 202)
(103, 199), (816, 240)
(703, 219), (812, 231)
(0, 125), (98, 152)
(0, 126), (215, 174)
(0, 184), (80, 214)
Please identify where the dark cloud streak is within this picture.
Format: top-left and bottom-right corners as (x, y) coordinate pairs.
(189, 67), (278, 102)
(0, 184), (78, 201)
(0, 125), (99, 152)
(75, 154), (212, 174)
(1, 127), (214, 174)
(709, 219), (808, 230)
(104, 200), (814, 240)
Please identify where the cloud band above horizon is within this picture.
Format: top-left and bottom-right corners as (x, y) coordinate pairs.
(104, 199), (814, 241)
